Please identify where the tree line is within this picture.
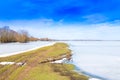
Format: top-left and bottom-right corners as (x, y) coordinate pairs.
(0, 26), (39, 43)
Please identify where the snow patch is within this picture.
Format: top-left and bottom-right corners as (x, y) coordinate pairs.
(0, 62), (15, 65)
(51, 58), (67, 63)
(89, 78), (102, 80)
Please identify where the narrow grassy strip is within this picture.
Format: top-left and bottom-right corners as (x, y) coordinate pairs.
(0, 43), (88, 80)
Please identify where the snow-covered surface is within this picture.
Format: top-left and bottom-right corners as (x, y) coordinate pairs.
(67, 41), (120, 80)
(0, 41), (55, 57)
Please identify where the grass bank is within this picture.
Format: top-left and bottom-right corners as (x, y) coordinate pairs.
(0, 43), (88, 80)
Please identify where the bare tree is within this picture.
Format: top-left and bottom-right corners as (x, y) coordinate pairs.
(0, 26), (38, 43)
(16, 30), (29, 43)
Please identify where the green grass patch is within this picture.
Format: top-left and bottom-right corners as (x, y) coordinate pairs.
(23, 64), (70, 80)
(51, 64), (88, 80)
(8, 66), (25, 80)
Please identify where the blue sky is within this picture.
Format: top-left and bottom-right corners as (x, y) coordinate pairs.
(0, 0), (120, 39)
(1, 0), (120, 23)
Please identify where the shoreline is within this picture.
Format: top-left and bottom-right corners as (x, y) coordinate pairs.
(67, 58), (104, 80)
(0, 42), (56, 57)
(68, 44), (107, 80)
(0, 42), (105, 80)
(74, 65), (108, 80)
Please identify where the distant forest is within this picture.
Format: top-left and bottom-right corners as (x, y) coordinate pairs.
(0, 26), (39, 43)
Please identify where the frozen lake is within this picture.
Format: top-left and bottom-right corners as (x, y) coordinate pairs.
(0, 41), (53, 57)
(67, 41), (120, 80)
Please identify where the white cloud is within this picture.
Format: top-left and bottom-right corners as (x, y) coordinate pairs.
(83, 14), (108, 23)
(0, 19), (120, 40)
